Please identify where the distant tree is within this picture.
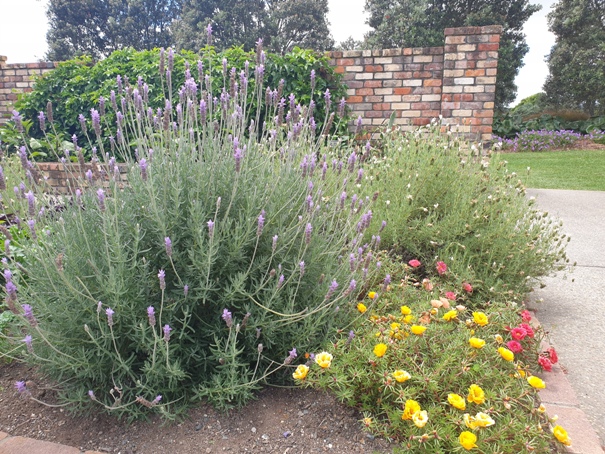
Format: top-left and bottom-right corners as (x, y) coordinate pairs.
(335, 36), (367, 51)
(46, 0), (181, 61)
(363, 0), (542, 109)
(174, 0), (334, 54)
(543, 0), (605, 115)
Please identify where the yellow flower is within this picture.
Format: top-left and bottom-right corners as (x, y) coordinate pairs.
(315, 351), (333, 368)
(292, 364), (309, 380)
(473, 412), (495, 428)
(443, 310), (458, 321)
(402, 399), (421, 420)
(448, 393), (466, 410)
(494, 334), (503, 343)
(459, 431), (478, 450)
(373, 343), (387, 357)
(412, 410), (428, 428)
(400, 305), (412, 315)
(472, 311), (489, 326)
(362, 417), (372, 427)
(469, 337), (485, 349)
(538, 404), (546, 413)
(390, 322), (401, 330)
(527, 376), (546, 389)
(515, 367), (527, 378)
(467, 384), (485, 405)
(403, 314), (415, 324)
(411, 325), (427, 335)
(357, 303), (367, 314)
(498, 347), (515, 362)
(553, 425), (572, 446)
(392, 370), (411, 383)
(464, 412), (494, 429)
(368, 291), (377, 300)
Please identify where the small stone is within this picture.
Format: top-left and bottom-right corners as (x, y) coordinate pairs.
(251, 427), (257, 433)
(195, 423), (203, 431)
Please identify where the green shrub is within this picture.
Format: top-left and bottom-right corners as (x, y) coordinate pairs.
(13, 46), (348, 160)
(297, 257), (567, 452)
(361, 124), (568, 303)
(4, 45), (376, 418)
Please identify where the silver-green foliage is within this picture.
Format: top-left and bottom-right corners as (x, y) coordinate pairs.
(6, 49), (378, 417)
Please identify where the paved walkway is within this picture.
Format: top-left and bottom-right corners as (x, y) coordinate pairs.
(527, 189), (605, 454)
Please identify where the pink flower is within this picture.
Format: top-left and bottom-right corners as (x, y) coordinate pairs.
(538, 356), (553, 372)
(548, 347), (558, 364)
(520, 310), (532, 322)
(445, 291), (456, 301)
(519, 323), (534, 338)
(462, 282), (473, 293)
(506, 340), (523, 353)
(510, 326), (527, 341)
(436, 261), (447, 275)
(422, 278), (433, 291)
(408, 259), (421, 268)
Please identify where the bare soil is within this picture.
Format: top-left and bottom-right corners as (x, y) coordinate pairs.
(0, 361), (396, 453)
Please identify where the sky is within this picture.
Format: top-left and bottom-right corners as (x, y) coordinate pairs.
(0, 0), (557, 105)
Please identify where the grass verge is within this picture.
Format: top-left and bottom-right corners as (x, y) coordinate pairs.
(500, 149), (605, 191)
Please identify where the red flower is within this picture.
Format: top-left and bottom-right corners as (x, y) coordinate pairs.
(506, 340), (523, 353)
(408, 259), (421, 268)
(445, 291), (456, 301)
(436, 261), (447, 275)
(548, 347), (558, 364)
(520, 310), (532, 322)
(519, 323), (534, 338)
(538, 356), (553, 372)
(510, 326), (527, 341)
(462, 282), (473, 293)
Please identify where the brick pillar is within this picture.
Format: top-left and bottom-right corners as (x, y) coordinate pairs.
(441, 25), (502, 142)
(0, 56), (10, 124)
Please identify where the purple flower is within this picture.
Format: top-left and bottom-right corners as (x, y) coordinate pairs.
(106, 307), (114, 327)
(152, 395), (162, 405)
(139, 159), (148, 181)
(380, 220), (387, 232)
(299, 261), (305, 276)
(96, 188), (105, 211)
(4, 239), (10, 257)
(324, 89), (331, 111)
(222, 309), (233, 328)
(38, 111), (46, 131)
(23, 334), (33, 353)
(272, 235), (278, 252)
(163, 324), (172, 342)
(382, 274), (391, 291)
(325, 279), (338, 300)
(147, 306), (156, 326)
(207, 219), (215, 238)
(355, 116), (363, 134)
(183, 285), (189, 297)
(285, 347), (297, 365)
(257, 213), (265, 236)
(88, 390), (96, 400)
(347, 152), (356, 172)
(305, 223), (312, 244)
(79, 113), (87, 133)
(356, 168), (364, 184)
(3, 268), (13, 283)
(27, 219), (36, 239)
(11, 110), (23, 132)
(338, 98), (346, 118)
(278, 274), (284, 288)
(158, 269), (166, 290)
(206, 23), (213, 43)
(234, 147), (243, 173)
(15, 381), (27, 394)
(164, 237), (172, 257)
(25, 191), (35, 218)
(85, 169), (93, 184)
(310, 69), (316, 91)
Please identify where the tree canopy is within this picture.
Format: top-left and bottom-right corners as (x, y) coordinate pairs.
(543, 0), (605, 115)
(363, 0), (541, 109)
(46, 0), (181, 61)
(175, 0), (334, 54)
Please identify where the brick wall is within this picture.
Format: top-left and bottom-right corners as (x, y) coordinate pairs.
(328, 25), (502, 142)
(35, 162), (129, 195)
(0, 56), (58, 124)
(0, 25), (502, 142)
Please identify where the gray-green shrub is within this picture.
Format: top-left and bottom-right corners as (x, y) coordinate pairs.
(362, 123), (568, 301)
(4, 44), (378, 417)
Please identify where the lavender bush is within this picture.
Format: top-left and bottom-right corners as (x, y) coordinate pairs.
(2, 42), (379, 416)
(495, 129), (605, 152)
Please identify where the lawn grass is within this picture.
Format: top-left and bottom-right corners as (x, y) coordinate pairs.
(498, 149), (605, 191)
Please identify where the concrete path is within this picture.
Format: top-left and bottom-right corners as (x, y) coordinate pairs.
(527, 189), (605, 453)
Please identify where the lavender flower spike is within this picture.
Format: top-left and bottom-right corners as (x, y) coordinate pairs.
(96, 188), (105, 211)
(105, 307), (114, 327)
(147, 306), (156, 326)
(257, 213), (265, 236)
(207, 219), (215, 238)
(158, 269), (166, 290)
(221, 309), (233, 328)
(183, 285), (189, 297)
(163, 324), (172, 342)
(88, 390), (96, 400)
(164, 237), (172, 257)
(325, 279), (338, 300)
(23, 334), (33, 353)
(15, 381), (27, 394)
(139, 158), (148, 181)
